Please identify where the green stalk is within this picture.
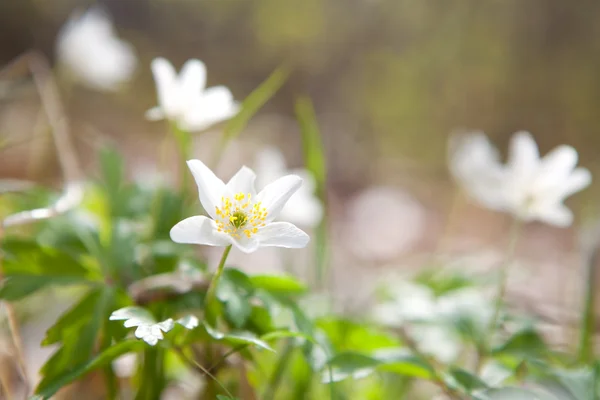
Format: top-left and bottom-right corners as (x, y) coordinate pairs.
(263, 340), (294, 400)
(170, 121), (192, 195)
(578, 229), (599, 363)
(205, 245), (232, 325)
(476, 217), (522, 372)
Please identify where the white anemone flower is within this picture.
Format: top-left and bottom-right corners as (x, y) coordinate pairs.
(375, 281), (492, 363)
(56, 8), (136, 91)
(170, 159), (310, 253)
(449, 131), (591, 227)
(145, 58), (240, 132)
(255, 146), (323, 227)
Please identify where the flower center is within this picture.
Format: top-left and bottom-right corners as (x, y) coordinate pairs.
(214, 192), (268, 239)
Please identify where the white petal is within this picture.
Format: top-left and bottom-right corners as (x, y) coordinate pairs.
(230, 235), (260, 254)
(151, 58), (178, 116)
(145, 106), (165, 121)
(170, 216), (230, 246)
(448, 132), (508, 210)
(540, 145), (578, 175)
(507, 131), (539, 177)
(179, 59), (207, 106)
(156, 318), (175, 333)
(561, 168), (592, 199)
(533, 145), (578, 194)
(187, 159), (227, 219)
(256, 222), (310, 248)
(182, 86), (239, 131)
(256, 175), (303, 221)
(535, 204), (574, 227)
(226, 166), (257, 197)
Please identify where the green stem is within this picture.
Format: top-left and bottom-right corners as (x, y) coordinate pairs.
(170, 121), (192, 194)
(205, 245), (232, 325)
(578, 230), (599, 363)
(263, 340), (294, 400)
(328, 364), (336, 400)
(476, 217), (522, 372)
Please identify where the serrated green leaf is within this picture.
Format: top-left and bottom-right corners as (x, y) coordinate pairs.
(249, 274), (307, 295)
(35, 340), (145, 399)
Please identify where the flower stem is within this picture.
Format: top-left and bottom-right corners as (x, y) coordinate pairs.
(476, 217), (522, 372)
(170, 121), (192, 195)
(204, 245), (232, 325)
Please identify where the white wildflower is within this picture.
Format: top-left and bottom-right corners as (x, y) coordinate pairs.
(449, 131), (591, 227)
(170, 159), (310, 253)
(56, 8), (136, 91)
(146, 58), (239, 132)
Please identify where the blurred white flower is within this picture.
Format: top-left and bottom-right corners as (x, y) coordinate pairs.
(110, 307), (198, 346)
(146, 58), (240, 131)
(344, 187), (425, 261)
(449, 131), (591, 227)
(375, 280), (492, 363)
(56, 8), (136, 91)
(373, 281), (436, 325)
(170, 158), (310, 253)
(254, 146), (323, 227)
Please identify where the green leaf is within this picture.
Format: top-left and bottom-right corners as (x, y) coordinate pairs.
(324, 352), (381, 383)
(446, 367), (489, 393)
(0, 275), (90, 301)
(224, 292), (252, 328)
(249, 274), (307, 295)
(492, 328), (549, 359)
(203, 322), (275, 352)
(220, 268), (254, 294)
(372, 348), (433, 379)
(42, 289), (101, 346)
(40, 287), (116, 382)
(219, 268), (253, 328)
(261, 330), (315, 343)
(324, 348), (434, 383)
(0, 239), (93, 300)
(317, 317), (400, 353)
(414, 268), (475, 296)
(551, 366), (598, 400)
(35, 340), (145, 399)
(476, 387), (557, 400)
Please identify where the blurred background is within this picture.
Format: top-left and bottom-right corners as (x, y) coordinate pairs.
(2, 0), (600, 394)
